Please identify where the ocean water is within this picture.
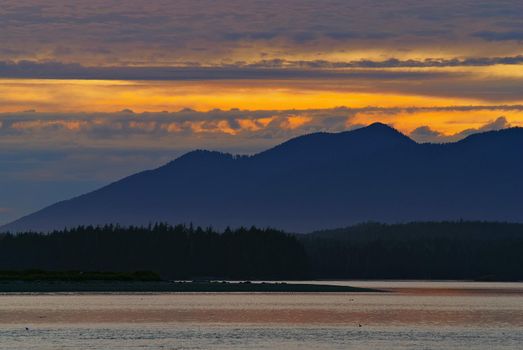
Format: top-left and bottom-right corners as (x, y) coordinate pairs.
(0, 281), (522, 349)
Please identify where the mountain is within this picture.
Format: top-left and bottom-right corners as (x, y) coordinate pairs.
(2, 123), (523, 233)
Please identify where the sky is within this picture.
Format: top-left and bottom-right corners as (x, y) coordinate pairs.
(1, 0), (523, 224)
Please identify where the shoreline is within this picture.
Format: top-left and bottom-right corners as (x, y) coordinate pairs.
(0, 281), (380, 293)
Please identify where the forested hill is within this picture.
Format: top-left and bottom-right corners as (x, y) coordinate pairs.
(307, 221), (523, 240)
(1, 222), (523, 281)
(301, 222), (523, 281)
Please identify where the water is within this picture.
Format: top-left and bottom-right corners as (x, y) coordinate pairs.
(0, 281), (522, 349)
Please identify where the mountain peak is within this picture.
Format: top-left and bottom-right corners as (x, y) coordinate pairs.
(366, 122), (393, 130)
(358, 122), (408, 137)
(348, 122), (416, 147)
(159, 150), (237, 173)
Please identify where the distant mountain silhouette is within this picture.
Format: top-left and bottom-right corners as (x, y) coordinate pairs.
(2, 123), (523, 233)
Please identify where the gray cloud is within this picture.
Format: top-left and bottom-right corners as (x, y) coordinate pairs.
(222, 31), (280, 41)
(2, 1), (523, 65)
(479, 115), (511, 130)
(0, 60), (467, 80)
(410, 117), (512, 143)
(457, 116), (512, 137)
(324, 31), (396, 40)
(237, 57), (523, 75)
(473, 31), (523, 42)
(2, 56), (523, 80)
(1, 106), (520, 143)
(246, 56), (523, 68)
(410, 126), (442, 142)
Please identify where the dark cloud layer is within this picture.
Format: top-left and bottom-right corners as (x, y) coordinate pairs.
(2, 106), (520, 143)
(1, 57), (523, 80)
(2, 1), (523, 65)
(473, 31), (523, 42)
(0, 60), (459, 80)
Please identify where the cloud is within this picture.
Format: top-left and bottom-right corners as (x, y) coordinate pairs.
(222, 32), (280, 41)
(2, 55), (523, 80)
(324, 32), (395, 40)
(410, 126), (443, 142)
(473, 31), (523, 42)
(410, 117), (513, 143)
(2, 60), (523, 106)
(478, 116), (511, 131)
(0, 60), (460, 80)
(1, 107), (520, 144)
(0, 109), (345, 141)
(242, 56), (523, 69)
(456, 116), (512, 137)
(2, 1), (523, 67)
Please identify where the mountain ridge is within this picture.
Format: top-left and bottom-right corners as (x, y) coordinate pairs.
(2, 123), (523, 233)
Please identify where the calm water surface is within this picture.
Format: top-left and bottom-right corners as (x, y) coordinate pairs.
(0, 281), (522, 349)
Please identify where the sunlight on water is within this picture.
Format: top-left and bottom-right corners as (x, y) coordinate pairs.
(0, 281), (522, 349)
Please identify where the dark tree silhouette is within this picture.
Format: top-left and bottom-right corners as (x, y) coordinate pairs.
(1, 221), (522, 281)
(0, 224), (309, 280)
(301, 222), (523, 281)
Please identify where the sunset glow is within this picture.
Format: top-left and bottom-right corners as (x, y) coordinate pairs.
(2, 0), (523, 224)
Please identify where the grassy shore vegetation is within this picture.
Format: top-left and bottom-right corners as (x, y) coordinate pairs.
(0, 222), (522, 282)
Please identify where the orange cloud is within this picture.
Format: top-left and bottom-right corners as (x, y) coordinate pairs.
(281, 115), (313, 129)
(2, 77), (523, 137)
(129, 121), (157, 132)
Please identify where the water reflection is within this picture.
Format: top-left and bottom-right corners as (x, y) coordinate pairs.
(0, 282), (521, 349)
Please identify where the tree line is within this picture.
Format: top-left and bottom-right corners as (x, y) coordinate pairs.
(1, 221), (522, 281)
(0, 224), (309, 280)
(301, 222), (523, 281)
